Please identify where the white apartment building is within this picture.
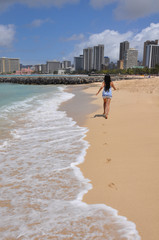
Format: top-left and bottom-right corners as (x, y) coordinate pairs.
(83, 47), (93, 71)
(93, 44), (104, 71)
(0, 57), (20, 73)
(62, 60), (71, 69)
(124, 48), (138, 69)
(46, 61), (61, 73)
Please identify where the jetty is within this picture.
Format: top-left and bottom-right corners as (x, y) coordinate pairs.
(0, 75), (104, 85)
(0, 75), (146, 85)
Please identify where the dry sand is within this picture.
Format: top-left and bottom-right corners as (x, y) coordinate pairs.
(62, 77), (159, 240)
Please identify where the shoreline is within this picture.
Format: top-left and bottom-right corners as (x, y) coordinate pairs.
(62, 77), (159, 240)
(60, 84), (99, 126)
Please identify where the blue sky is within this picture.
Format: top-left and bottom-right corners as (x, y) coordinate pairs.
(0, 0), (159, 65)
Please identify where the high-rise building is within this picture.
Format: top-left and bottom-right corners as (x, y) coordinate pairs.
(83, 47), (93, 71)
(93, 44), (104, 71)
(9, 58), (20, 73)
(143, 40), (158, 66)
(46, 61), (61, 73)
(0, 57), (20, 73)
(0, 58), (9, 73)
(34, 64), (41, 73)
(119, 41), (129, 61)
(124, 48), (138, 69)
(41, 64), (47, 73)
(62, 60), (71, 69)
(119, 41), (129, 69)
(74, 55), (84, 71)
(145, 44), (159, 68)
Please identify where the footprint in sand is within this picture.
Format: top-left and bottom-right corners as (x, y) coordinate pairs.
(108, 182), (118, 190)
(106, 158), (111, 163)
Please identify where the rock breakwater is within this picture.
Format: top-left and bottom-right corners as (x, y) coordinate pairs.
(0, 75), (103, 85)
(0, 75), (146, 85)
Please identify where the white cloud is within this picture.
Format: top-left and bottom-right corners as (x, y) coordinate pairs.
(70, 29), (133, 62)
(69, 23), (159, 62)
(0, 24), (15, 48)
(24, 0), (79, 7)
(89, 0), (116, 9)
(28, 18), (53, 28)
(90, 0), (159, 19)
(130, 23), (159, 59)
(62, 34), (84, 42)
(0, 0), (79, 11)
(114, 0), (159, 20)
(0, 0), (159, 19)
(1, 0), (159, 19)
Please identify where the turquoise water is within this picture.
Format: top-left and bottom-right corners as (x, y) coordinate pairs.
(0, 83), (56, 108)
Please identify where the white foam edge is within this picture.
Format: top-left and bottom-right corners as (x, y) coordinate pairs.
(70, 129), (92, 203)
(60, 85), (96, 204)
(57, 89), (75, 112)
(60, 85), (92, 203)
(57, 85), (75, 103)
(71, 198), (141, 239)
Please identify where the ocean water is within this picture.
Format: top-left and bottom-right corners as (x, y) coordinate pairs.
(0, 83), (141, 240)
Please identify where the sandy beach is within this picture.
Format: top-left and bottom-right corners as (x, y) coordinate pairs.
(62, 76), (159, 240)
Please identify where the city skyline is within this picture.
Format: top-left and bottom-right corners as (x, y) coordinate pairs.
(1, 38), (159, 74)
(0, 0), (159, 65)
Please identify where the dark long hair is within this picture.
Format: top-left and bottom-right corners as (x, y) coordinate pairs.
(104, 74), (111, 91)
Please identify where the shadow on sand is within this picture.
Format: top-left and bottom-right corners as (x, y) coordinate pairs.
(93, 114), (106, 119)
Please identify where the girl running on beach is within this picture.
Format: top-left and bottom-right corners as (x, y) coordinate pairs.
(96, 74), (116, 119)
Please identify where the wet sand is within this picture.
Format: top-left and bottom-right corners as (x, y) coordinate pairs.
(62, 77), (159, 240)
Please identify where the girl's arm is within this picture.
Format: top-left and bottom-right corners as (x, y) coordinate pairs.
(110, 81), (117, 90)
(96, 82), (104, 95)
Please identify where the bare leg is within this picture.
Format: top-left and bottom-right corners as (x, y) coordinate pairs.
(105, 98), (111, 118)
(103, 99), (106, 115)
